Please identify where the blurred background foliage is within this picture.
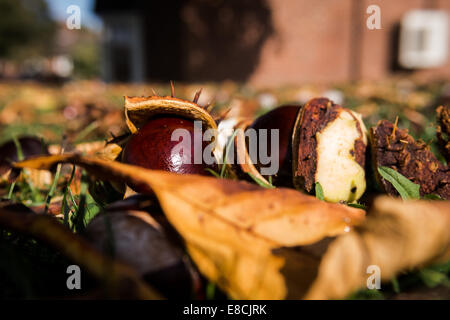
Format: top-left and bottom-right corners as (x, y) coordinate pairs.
(0, 0), (449, 300)
(0, 0), (100, 80)
(0, 0), (55, 60)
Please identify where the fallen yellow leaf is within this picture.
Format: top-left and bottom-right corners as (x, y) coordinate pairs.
(14, 154), (364, 299)
(305, 196), (450, 299)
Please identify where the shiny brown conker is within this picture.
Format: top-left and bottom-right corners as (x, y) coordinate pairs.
(248, 105), (301, 187)
(232, 99), (368, 202)
(0, 136), (49, 175)
(84, 208), (197, 299)
(122, 116), (217, 177)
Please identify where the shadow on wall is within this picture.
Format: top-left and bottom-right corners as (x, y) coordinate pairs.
(389, 22), (412, 74)
(144, 0), (275, 82)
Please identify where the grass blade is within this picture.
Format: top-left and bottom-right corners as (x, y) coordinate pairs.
(220, 130), (239, 178)
(377, 166), (420, 200)
(315, 182), (324, 200)
(247, 172), (275, 189)
(205, 168), (221, 178)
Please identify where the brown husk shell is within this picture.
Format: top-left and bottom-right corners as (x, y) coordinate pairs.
(231, 118), (271, 185)
(369, 119), (450, 199)
(291, 98), (366, 193)
(125, 96), (217, 134)
(436, 105), (450, 163)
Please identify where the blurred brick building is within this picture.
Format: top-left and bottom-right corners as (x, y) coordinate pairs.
(95, 0), (450, 86)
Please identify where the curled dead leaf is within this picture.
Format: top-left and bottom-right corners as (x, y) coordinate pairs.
(14, 154), (365, 299)
(14, 155), (449, 300)
(50, 140), (123, 161)
(0, 206), (161, 299)
(13, 155), (365, 246)
(305, 196), (450, 299)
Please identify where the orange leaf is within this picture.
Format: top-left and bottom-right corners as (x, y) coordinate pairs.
(14, 154), (364, 299)
(0, 205), (161, 299)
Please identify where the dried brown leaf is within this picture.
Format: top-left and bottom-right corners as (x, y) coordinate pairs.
(305, 196), (450, 299)
(14, 154), (365, 299)
(15, 155), (449, 300)
(0, 206), (161, 299)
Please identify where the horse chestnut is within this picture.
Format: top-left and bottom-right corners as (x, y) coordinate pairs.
(119, 94), (220, 192)
(292, 98), (368, 202)
(84, 208), (197, 299)
(248, 105), (301, 187)
(122, 115), (217, 175)
(0, 136), (50, 186)
(0, 136), (49, 175)
(229, 98), (368, 202)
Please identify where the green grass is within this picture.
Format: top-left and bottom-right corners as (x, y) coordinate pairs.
(0, 80), (448, 299)
(247, 172), (275, 189)
(348, 260), (450, 299)
(315, 182), (324, 200)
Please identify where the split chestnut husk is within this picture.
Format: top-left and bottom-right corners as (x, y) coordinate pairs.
(292, 98), (367, 203)
(119, 92), (220, 193)
(229, 98), (368, 202)
(369, 119), (450, 199)
(436, 105), (450, 163)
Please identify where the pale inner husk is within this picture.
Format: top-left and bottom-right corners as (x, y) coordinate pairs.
(124, 96), (217, 134)
(315, 111), (366, 202)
